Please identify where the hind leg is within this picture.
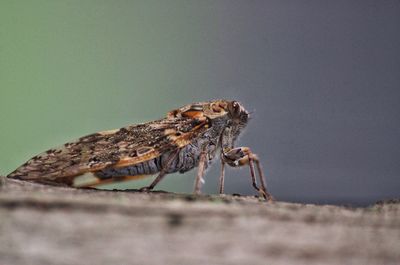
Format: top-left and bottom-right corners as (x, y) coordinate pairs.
(139, 149), (180, 191)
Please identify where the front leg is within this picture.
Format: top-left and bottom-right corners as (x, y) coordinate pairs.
(221, 147), (274, 201)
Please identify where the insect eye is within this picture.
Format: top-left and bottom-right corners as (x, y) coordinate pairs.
(233, 101), (241, 110)
(230, 101), (241, 115)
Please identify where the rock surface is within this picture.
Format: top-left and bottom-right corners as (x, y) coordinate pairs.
(1, 176), (399, 265)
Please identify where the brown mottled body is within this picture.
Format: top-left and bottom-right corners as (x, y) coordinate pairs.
(7, 100), (273, 200)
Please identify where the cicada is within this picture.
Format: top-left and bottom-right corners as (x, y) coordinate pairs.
(7, 100), (274, 200)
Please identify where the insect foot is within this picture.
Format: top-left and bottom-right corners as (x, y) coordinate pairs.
(138, 186), (153, 192)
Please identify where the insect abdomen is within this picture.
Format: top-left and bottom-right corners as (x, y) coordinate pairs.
(95, 143), (203, 180)
(95, 158), (161, 179)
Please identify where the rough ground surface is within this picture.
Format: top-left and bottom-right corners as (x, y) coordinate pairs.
(0, 176), (399, 265)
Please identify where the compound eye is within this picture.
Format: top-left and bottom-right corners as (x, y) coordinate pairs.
(232, 101), (240, 115)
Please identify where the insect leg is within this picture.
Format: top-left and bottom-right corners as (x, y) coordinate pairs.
(193, 149), (207, 194)
(222, 147), (274, 201)
(246, 156), (260, 193)
(252, 156), (271, 200)
(218, 160), (225, 194)
(139, 149), (180, 191)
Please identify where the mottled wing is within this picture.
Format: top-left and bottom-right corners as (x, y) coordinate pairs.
(7, 116), (208, 185)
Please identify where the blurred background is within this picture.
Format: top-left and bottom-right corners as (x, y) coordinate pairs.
(1, 1), (399, 206)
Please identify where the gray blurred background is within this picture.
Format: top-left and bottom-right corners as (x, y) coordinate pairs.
(1, 0), (399, 206)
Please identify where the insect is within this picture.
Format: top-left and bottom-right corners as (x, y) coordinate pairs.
(7, 100), (274, 201)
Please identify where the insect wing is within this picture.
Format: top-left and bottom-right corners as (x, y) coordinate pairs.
(8, 117), (209, 185)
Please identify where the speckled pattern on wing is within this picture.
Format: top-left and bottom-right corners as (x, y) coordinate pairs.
(7, 116), (209, 185)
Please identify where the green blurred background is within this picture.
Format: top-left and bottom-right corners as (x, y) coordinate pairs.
(0, 1), (224, 192)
